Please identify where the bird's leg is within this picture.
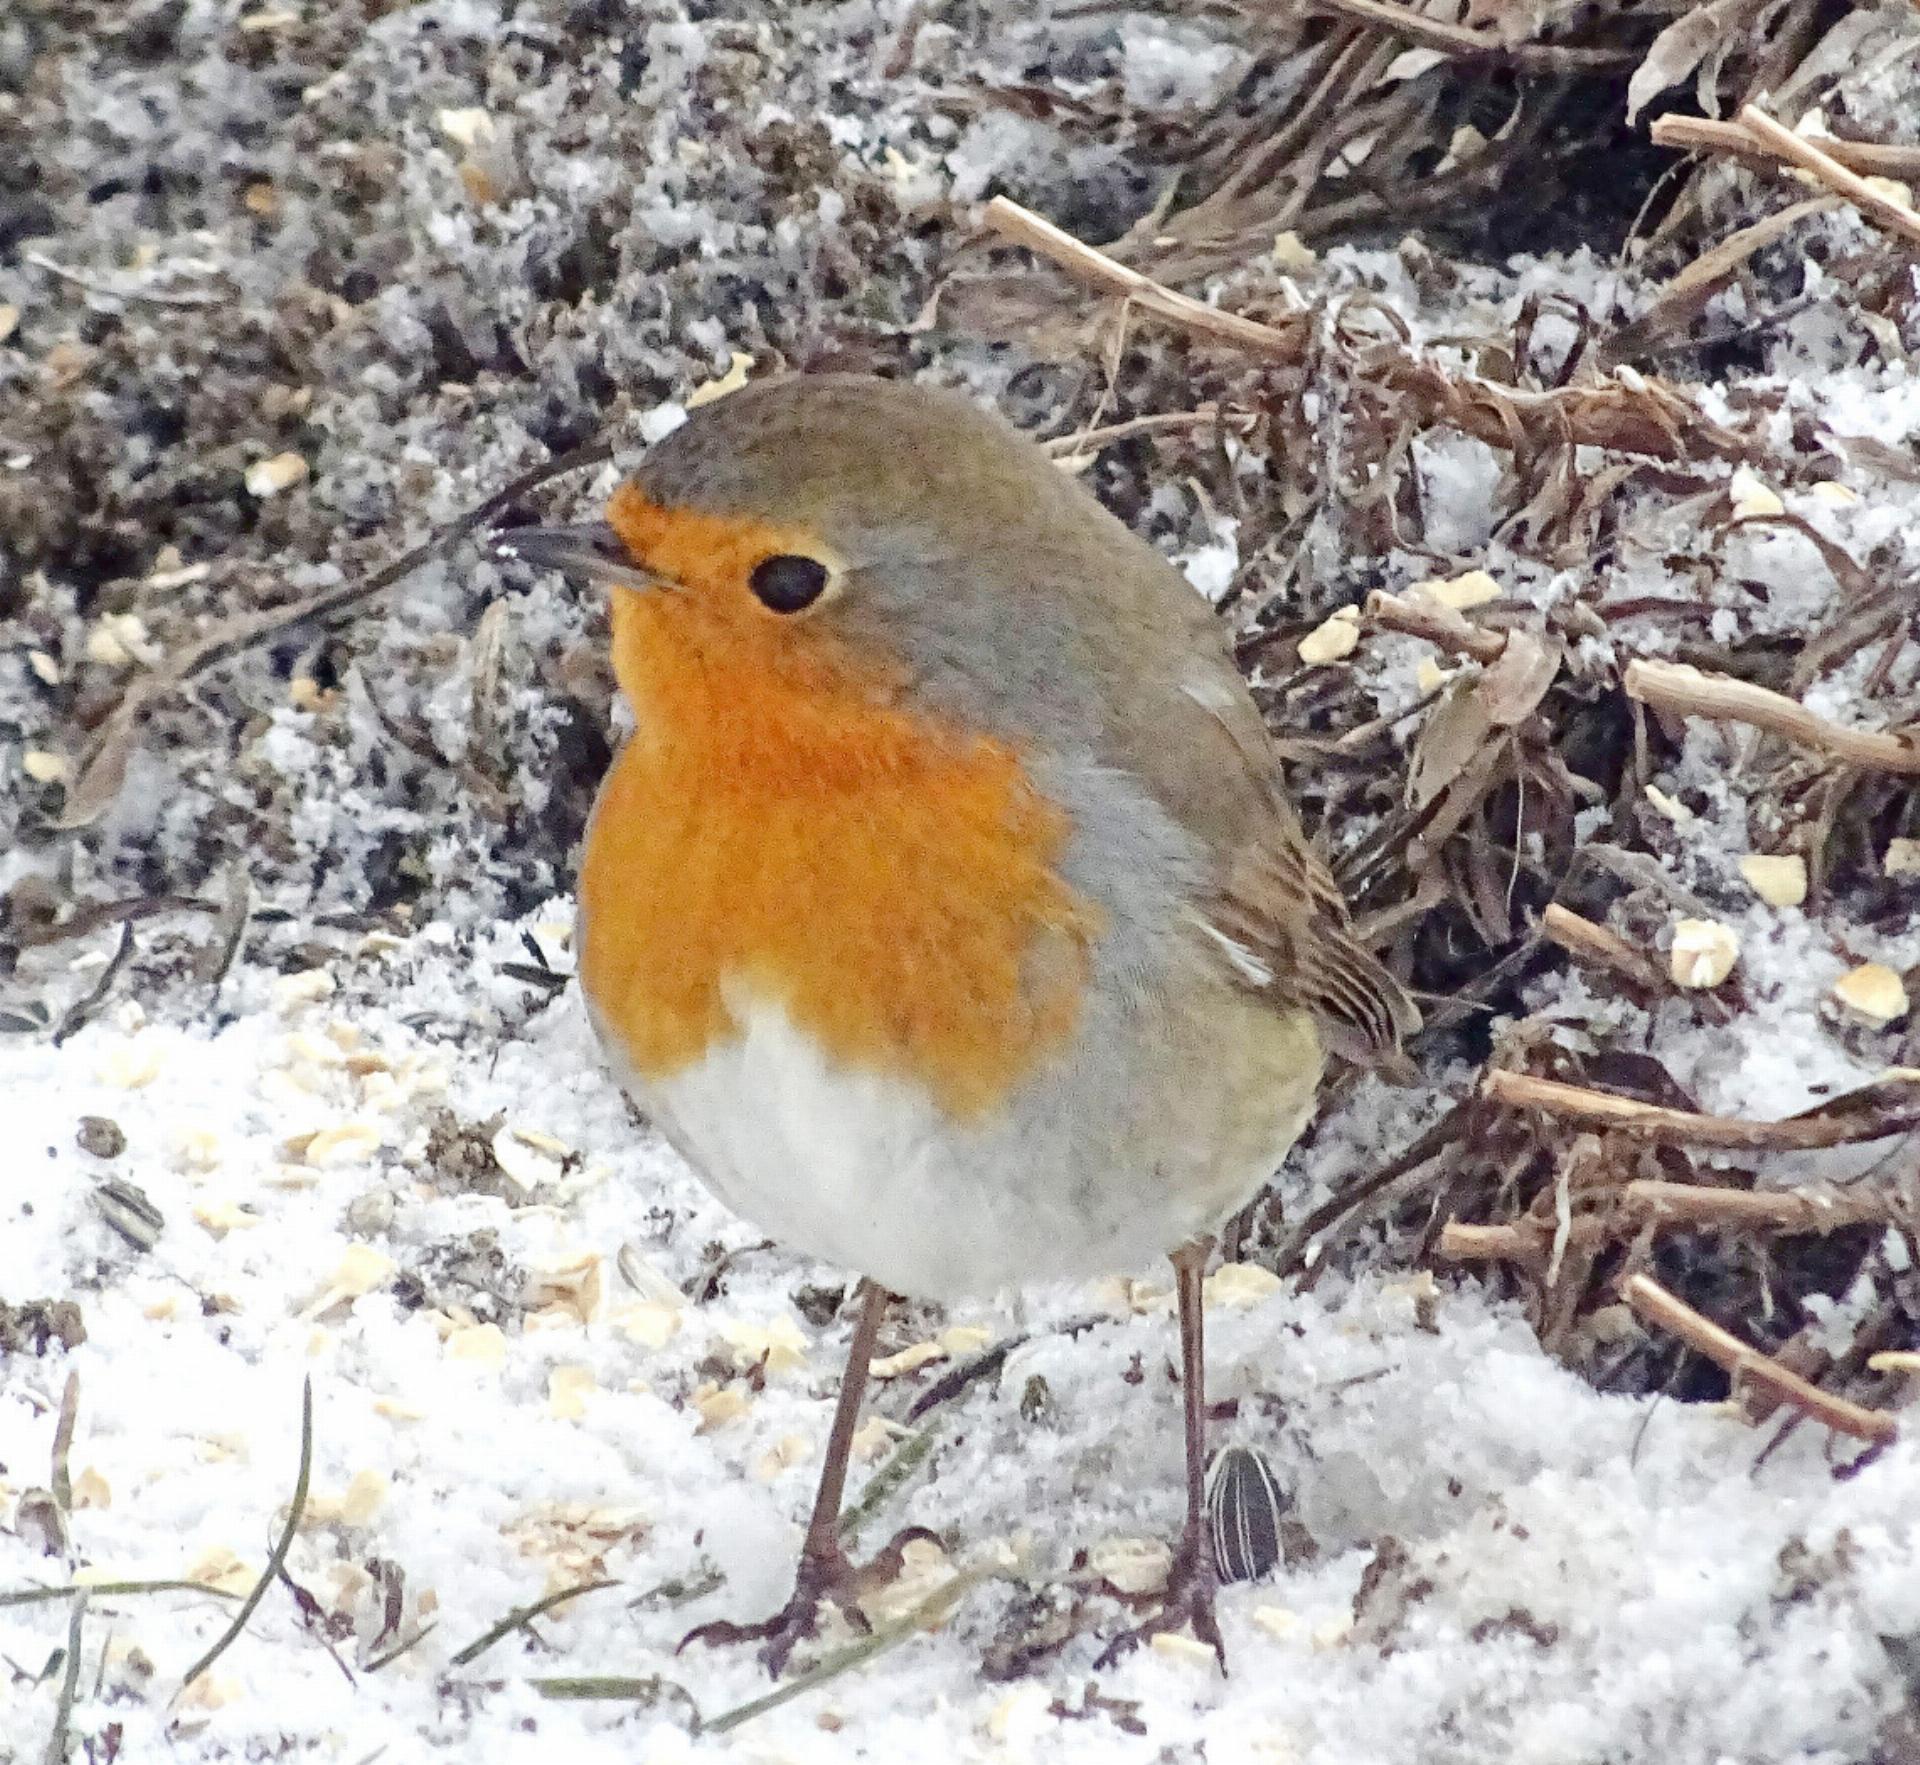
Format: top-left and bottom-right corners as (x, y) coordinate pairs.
(1097, 1236), (1228, 1671)
(680, 1278), (935, 1675)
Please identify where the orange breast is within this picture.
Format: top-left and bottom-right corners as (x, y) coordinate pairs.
(578, 586), (1101, 1121)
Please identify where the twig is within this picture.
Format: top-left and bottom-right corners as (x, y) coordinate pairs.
(1364, 590), (1508, 662)
(51, 923), (135, 1046)
(50, 1372), (79, 1513)
(0, 1580), (237, 1610)
(984, 196), (1309, 362)
(1621, 1178), (1890, 1232)
(1272, 1104), (1468, 1276)
(1299, 0), (1635, 71)
(1624, 658), (1920, 775)
(363, 1623), (437, 1672)
(1481, 1068), (1920, 1149)
(178, 1378), (313, 1690)
(1652, 116), (1920, 181)
(1043, 406), (1257, 459)
(1621, 1274), (1899, 1444)
(701, 1552), (1013, 1736)
(449, 1579), (619, 1669)
(1737, 105), (1920, 253)
(44, 1591), (86, 1765)
(1438, 1177), (1891, 1262)
(1539, 903), (1668, 994)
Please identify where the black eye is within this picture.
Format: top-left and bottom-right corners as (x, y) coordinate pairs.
(749, 553), (830, 614)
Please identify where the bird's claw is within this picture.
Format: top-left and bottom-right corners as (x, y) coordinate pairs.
(678, 1524), (944, 1677)
(1094, 1529), (1227, 1673)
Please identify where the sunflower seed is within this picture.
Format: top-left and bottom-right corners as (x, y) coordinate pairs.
(1207, 1444), (1286, 1584)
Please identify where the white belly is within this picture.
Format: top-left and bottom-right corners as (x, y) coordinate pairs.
(597, 982), (1321, 1301)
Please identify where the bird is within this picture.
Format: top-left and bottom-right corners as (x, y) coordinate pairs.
(495, 373), (1416, 1674)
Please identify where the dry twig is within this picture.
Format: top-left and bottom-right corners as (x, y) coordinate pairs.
(1438, 1177), (1891, 1263)
(1481, 1069), (1920, 1149)
(1299, 0), (1635, 70)
(1652, 116), (1920, 181)
(1622, 1274), (1899, 1443)
(1625, 658), (1920, 775)
(1365, 590), (1508, 662)
(1540, 904), (1669, 995)
(1737, 104), (1920, 253)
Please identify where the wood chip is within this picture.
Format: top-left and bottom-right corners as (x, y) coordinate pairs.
(244, 451), (309, 498)
(686, 351), (754, 408)
(1205, 1262), (1283, 1307)
(870, 1340), (947, 1379)
(1411, 568), (1501, 609)
(446, 1323), (507, 1367)
(22, 750), (70, 784)
(1150, 1631), (1220, 1665)
(437, 106), (495, 147)
(613, 1302), (682, 1349)
(1297, 605), (1361, 664)
(303, 1122), (383, 1167)
(1729, 465), (1785, 518)
(491, 1125), (566, 1197)
(527, 1252), (603, 1325)
(717, 1314), (809, 1373)
(0, 303), (18, 343)
(1089, 1536), (1172, 1596)
(693, 1383), (751, 1431)
(1669, 919), (1739, 989)
(549, 1365), (598, 1420)
(1738, 854), (1807, 907)
(1832, 962), (1910, 1024)
(304, 1243), (396, 1314)
(1885, 838), (1920, 877)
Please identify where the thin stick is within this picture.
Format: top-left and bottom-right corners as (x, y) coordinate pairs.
(178, 1378), (313, 1690)
(1300, 0), (1635, 70)
(1364, 590), (1508, 662)
(1621, 1274), (1898, 1443)
(0, 1580), (237, 1610)
(44, 1591), (86, 1765)
(984, 196), (1309, 363)
(1438, 1178), (1890, 1262)
(1481, 1068), (1920, 1149)
(449, 1580), (619, 1669)
(1540, 903), (1669, 994)
(1652, 116), (1920, 181)
(50, 1373), (79, 1513)
(1737, 105), (1920, 252)
(1624, 658), (1920, 775)
(1043, 406), (1256, 458)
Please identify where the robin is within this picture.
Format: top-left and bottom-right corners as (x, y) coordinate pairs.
(496, 374), (1416, 1673)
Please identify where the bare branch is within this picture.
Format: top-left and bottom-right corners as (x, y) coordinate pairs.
(1622, 1274), (1898, 1444)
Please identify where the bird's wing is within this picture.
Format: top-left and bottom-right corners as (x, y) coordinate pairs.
(1100, 584), (1419, 1067)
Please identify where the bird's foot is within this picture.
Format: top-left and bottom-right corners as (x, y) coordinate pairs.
(678, 1525), (943, 1677)
(1094, 1528), (1226, 1673)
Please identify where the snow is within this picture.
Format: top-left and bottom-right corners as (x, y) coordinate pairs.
(5, 904), (1918, 1760)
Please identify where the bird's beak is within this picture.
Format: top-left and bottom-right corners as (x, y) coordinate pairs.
(490, 520), (664, 593)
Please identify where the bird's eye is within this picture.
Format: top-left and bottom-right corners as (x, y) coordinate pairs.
(748, 553), (831, 614)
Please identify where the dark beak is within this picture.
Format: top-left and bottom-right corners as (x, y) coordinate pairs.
(490, 520), (663, 592)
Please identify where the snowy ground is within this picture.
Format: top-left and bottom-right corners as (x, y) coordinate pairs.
(6, 920), (1920, 1764)
(8, 0), (1920, 1760)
